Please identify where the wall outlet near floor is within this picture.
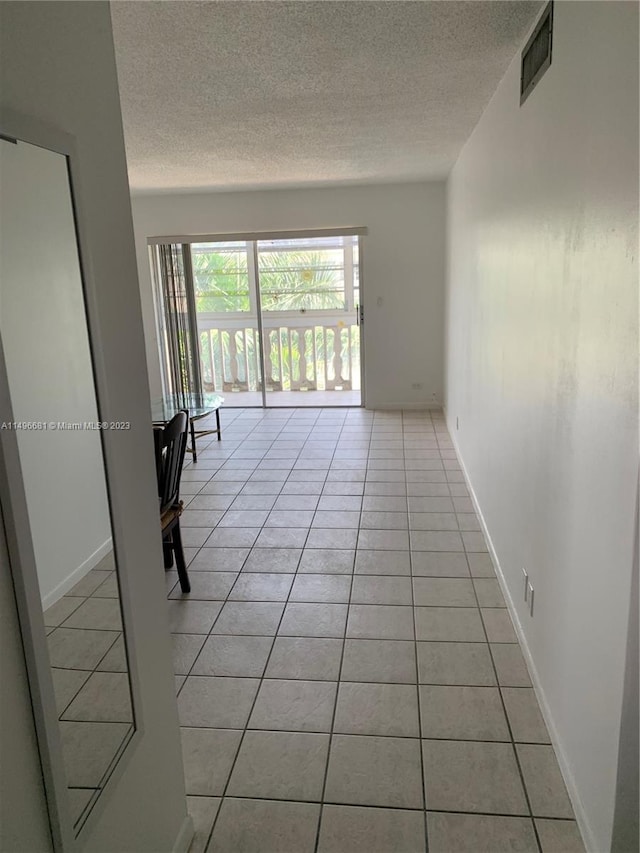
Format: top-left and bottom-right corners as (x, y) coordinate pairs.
(527, 580), (535, 616)
(411, 382), (423, 390)
(522, 567), (529, 601)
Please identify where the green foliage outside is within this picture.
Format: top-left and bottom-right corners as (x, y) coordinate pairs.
(192, 248), (347, 313)
(192, 248), (249, 312)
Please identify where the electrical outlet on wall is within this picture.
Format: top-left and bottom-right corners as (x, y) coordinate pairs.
(411, 382), (422, 390)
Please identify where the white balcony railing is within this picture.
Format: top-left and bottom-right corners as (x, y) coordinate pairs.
(198, 313), (360, 394)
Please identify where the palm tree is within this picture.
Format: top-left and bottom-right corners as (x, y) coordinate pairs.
(192, 247), (345, 313)
(193, 245), (353, 392)
(258, 250), (344, 311)
(192, 247), (250, 312)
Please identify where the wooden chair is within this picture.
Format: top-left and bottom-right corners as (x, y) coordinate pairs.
(153, 410), (190, 593)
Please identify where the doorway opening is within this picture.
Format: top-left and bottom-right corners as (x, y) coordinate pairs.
(151, 232), (364, 408)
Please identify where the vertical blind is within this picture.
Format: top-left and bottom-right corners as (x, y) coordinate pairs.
(157, 243), (203, 401)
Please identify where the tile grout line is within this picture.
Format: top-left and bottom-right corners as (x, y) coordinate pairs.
(176, 409), (564, 851)
(458, 440), (543, 853)
(197, 407), (306, 852)
(165, 724), (561, 748)
(203, 407), (344, 851)
(189, 790), (578, 820)
(54, 630), (123, 722)
(312, 408), (366, 853)
(432, 413), (545, 845)
(173, 409), (575, 851)
(175, 408), (306, 695)
(168, 626), (523, 647)
(51, 583), (129, 724)
(175, 415), (285, 701)
(407, 408), (431, 853)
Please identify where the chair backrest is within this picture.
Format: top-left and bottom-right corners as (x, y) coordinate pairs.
(153, 410), (189, 514)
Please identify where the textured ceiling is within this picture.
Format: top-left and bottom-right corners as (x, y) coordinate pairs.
(111, 0), (541, 193)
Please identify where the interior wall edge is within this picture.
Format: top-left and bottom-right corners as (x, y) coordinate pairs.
(610, 478), (640, 853)
(1, 2), (191, 849)
(171, 814), (194, 853)
(40, 537), (112, 610)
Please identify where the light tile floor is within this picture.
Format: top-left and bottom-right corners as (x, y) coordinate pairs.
(43, 551), (134, 828)
(221, 390), (362, 408)
(165, 407), (585, 853)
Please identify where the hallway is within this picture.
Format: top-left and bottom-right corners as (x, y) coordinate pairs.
(167, 407), (584, 853)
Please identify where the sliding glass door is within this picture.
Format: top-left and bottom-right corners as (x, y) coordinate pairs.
(152, 232), (363, 408)
(191, 241), (263, 405)
(257, 236), (361, 407)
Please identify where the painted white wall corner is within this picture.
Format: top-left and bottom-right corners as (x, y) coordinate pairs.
(444, 2), (638, 850)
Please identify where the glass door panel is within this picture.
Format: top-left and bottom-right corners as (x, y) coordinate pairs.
(191, 241), (263, 406)
(152, 234), (363, 409)
(256, 236), (361, 407)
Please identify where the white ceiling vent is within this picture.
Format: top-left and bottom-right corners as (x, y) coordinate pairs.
(520, 1), (553, 105)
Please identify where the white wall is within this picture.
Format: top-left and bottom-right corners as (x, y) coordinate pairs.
(0, 520), (52, 853)
(0, 140), (111, 608)
(445, 3), (638, 851)
(131, 182), (446, 408)
(0, 2), (189, 851)
(611, 492), (639, 852)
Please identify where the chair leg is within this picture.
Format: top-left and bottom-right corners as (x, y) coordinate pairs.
(163, 538), (174, 569)
(172, 521), (191, 593)
(190, 418), (197, 462)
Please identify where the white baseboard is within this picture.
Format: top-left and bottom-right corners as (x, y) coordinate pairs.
(41, 537), (113, 609)
(172, 814), (194, 853)
(364, 402), (443, 411)
(446, 418), (597, 853)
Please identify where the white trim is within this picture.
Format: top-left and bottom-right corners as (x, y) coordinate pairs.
(41, 537), (112, 610)
(149, 244), (171, 398)
(251, 239), (267, 408)
(344, 237), (355, 313)
(172, 814), (195, 853)
(147, 226), (368, 246)
(0, 106), (145, 853)
(197, 312), (357, 330)
(357, 235), (366, 407)
(444, 410), (595, 853)
(245, 239), (259, 319)
(366, 402), (442, 411)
